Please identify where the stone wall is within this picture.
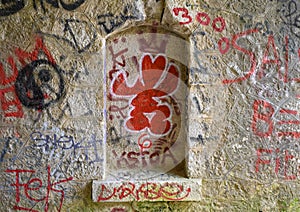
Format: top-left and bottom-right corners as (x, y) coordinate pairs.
(0, 0), (299, 211)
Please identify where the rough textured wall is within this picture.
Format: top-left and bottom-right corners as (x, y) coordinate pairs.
(0, 0), (300, 211)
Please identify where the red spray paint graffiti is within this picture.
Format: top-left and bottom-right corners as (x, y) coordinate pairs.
(111, 54), (180, 135)
(107, 38), (131, 120)
(108, 26), (171, 121)
(108, 38), (128, 70)
(0, 57), (24, 118)
(137, 23), (169, 54)
(111, 208), (127, 212)
(220, 30), (300, 84)
(112, 146), (178, 169)
(5, 165), (73, 212)
(255, 148), (299, 180)
(0, 36), (58, 118)
(220, 29), (259, 84)
(172, 7), (226, 33)
(172, 8), (192, 25)
(15, 36), (56, 66)
(252, 99), (300, 138)
(97, 182), (191, 201)
(138, 133), (152, 153)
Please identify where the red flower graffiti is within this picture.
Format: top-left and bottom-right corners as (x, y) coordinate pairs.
(111, 54), (180, 135)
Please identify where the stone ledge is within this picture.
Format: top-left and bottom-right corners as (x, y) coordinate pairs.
(92, 178), (201, 202)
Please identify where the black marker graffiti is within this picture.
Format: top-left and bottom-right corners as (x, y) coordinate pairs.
(98, 4), (141, 34)
(15, 59), (65, 110)
(0, 0), (25, 17)
(185, 2), (201, 10)
(278, 0), (300, 39)
(33, 0), (85, 12)
(190, 134), (204, 144)
(109, 120), (133, 146)
(0, 137), (23, 163)
(0, 0), (85, 16)
(240, 14), (273, 36)
(0, 137), (10, 162)
(40, 19), (97, 53)
(193, 96), (202, 114)
(190, 31), (220, 85)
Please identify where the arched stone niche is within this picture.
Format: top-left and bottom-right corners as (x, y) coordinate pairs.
(93, 24), (203, 202)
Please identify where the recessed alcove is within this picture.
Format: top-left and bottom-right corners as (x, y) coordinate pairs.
(92, 24), (203, 202)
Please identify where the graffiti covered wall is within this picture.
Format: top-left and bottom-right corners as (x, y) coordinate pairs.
(0, 0), (299, 211)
